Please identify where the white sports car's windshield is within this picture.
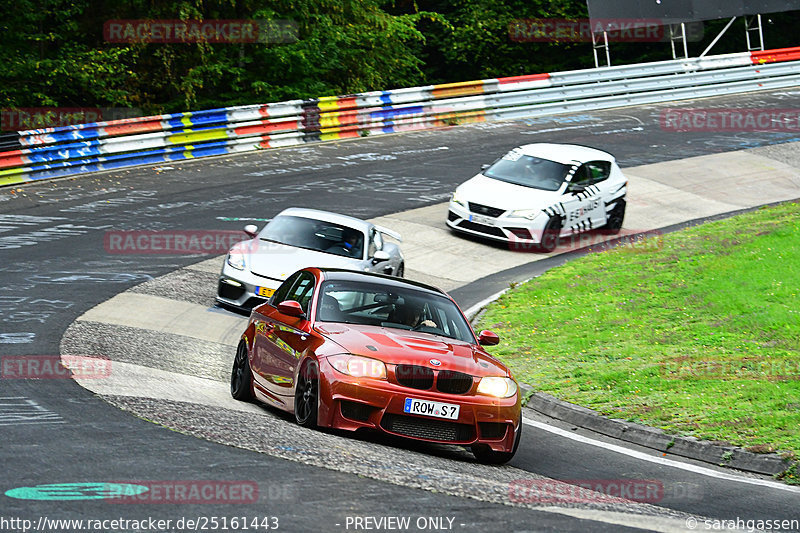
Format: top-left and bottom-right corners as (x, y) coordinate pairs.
(259, 216), (365, 258)
(484, 151), (571, 191)
(317, 280), (476, 343)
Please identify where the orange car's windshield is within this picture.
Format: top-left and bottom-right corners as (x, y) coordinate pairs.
(317, 280), (476, 344)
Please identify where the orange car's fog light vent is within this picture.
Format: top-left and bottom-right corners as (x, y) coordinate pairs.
(478, 422), (509, 441)
(340, 400), (375, 422)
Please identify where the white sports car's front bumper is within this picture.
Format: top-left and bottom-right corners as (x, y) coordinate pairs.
(216, 262), (284, 310)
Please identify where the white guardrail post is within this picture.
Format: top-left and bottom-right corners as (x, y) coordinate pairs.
(2, 46), (800, 187)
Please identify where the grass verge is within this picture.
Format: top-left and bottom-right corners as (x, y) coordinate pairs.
(476, 201), (800, 476)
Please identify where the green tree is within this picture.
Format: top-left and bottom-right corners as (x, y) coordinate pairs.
(0, 0), (135, 109)
(2, 0), (800, 115)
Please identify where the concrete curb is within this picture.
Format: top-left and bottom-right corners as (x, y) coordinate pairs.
(521, 385), (795, 477)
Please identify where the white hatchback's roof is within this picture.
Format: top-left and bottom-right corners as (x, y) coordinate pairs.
(515, 143), (615, 165)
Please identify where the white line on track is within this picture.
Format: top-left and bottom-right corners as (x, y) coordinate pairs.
(523, 417), (800, 494)
(518, 118), (637, 135)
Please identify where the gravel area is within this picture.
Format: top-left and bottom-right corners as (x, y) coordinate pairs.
(748, 140), (800, 169)
(128, 267), (220, 307)
(62, 320), (232, 382)
(101, 395), (690, 522)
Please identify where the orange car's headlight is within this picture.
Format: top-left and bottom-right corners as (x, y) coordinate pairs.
(477, 376), (517, 398)
(328, 354), (387, 380)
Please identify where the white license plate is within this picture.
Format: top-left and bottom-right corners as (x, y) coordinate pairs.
(403, 398), (460, 420)
(469, 213), (495, 226)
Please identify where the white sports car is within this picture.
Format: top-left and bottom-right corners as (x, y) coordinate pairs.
(217, 208), (404, 309)
(447, 143), (627, 252)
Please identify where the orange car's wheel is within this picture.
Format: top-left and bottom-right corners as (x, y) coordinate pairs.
(231, 342), (253, 401)
(295, 360), (319, 428)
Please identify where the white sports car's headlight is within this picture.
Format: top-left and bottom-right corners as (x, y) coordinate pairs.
(477, 376), (517, 398)
(450, 191), (466, 208)
(226, 251), (246, 270)
(508, 209), (540, 220)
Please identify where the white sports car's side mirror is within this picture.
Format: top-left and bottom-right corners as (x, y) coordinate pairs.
(372, 250), (391, 264)
(243, 224), (258, 238)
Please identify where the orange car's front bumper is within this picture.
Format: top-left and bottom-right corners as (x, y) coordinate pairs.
(316, 357), (521, 453)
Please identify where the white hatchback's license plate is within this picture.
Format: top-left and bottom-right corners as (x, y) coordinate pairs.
(469, 213), (495, 226)
(403, 398), (460, 420)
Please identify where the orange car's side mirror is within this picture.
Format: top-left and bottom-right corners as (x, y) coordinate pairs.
(478, 330), (499, 346)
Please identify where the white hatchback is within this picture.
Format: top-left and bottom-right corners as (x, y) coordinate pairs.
(446, 143), (627, 252)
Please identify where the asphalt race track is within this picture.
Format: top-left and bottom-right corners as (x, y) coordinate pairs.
(2, 89), (800, 532)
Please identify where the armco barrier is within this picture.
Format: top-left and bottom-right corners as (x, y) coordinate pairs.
(2, 45), (800, 187)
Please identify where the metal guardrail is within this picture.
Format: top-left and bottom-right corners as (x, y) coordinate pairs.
(2, 45), (800, 187)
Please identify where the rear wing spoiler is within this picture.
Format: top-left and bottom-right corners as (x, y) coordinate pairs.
(375, 224), (402, 242)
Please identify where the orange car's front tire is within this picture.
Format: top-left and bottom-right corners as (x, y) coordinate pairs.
(295, 360), (319, 428)
(231, 342), (254, 401)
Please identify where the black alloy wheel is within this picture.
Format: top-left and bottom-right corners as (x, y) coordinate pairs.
(295, 360), (319, 428)
(231, 342), (254, 401)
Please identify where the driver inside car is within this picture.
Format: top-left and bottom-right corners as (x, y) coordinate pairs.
(334, 228), (363, 257)
(396, 302), (436, 329)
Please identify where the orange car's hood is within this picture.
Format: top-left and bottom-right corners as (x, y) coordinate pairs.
(314, 323), (510, 377)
